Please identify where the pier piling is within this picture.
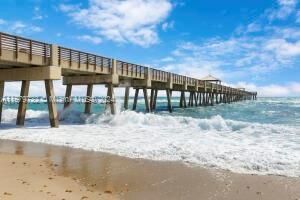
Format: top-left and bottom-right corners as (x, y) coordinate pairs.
(84, 84), (93, 114)
(133, 89), (139, 111)
(124, 87), (130, 110)
(143, 88), (150, 113)
(166, 89), (172, 113)
(64, 85), (72, 109)
(106, 84), (116, 115)
(16, 80), (30, 126)
(0, 81), (4, 123)
(45, 80), (59, 128)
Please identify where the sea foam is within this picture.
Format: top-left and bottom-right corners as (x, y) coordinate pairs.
(0, 108), (299, 177)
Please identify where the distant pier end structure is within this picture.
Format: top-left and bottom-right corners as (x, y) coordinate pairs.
(0, 32), (257, 128)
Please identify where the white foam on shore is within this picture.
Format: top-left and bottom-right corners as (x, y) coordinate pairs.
(0, 108), (299, 177)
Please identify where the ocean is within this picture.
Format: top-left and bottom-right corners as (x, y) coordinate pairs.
(0, 97), (299, 177)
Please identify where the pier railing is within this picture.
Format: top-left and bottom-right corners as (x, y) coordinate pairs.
(0, 32), (51, 65)
(172, 74), (185, 85)
(151, 68), (169, 82)
(116, 60), (145, 79)
(58, 46), (111, 73)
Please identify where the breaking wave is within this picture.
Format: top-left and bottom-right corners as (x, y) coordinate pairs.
(1, 108), (299, 177)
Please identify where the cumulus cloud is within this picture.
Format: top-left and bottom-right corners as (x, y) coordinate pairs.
(59, 0), (173, 47)
(76, 35), (102, 44)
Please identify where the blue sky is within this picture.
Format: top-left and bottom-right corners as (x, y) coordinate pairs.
(0, 0), (300, 96)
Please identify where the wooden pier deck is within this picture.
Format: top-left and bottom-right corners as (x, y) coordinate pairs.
(0, 32), (257, 127)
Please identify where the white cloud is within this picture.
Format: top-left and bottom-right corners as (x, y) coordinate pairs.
(233, 82), (300, 97)
(10, 21), (43, 34)
(77, 35), (102, 44)
(158, 34), (298, 81)
(32, 6), (48, 20)
(154, 0), (300, 90)
(59, 0), (173, 47)
(246, 22), (261, 33)
(268, 0), (297, 20)
(265, 39), (300, 57)
(0, 18), (6, 25)
(162, 21), (174, 31)
(0, 20), (43, 35)
(296, 10), (300, 23)
(160, 56), (175, 62)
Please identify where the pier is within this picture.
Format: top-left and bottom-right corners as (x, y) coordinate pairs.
(0, 32), (257, 128)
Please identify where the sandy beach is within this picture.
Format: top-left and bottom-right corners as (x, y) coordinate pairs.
(0, 139), (299, 200)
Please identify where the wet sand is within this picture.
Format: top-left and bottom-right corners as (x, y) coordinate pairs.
(0, 139), (299, 200)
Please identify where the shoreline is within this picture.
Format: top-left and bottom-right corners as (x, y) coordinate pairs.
(0, 139), (299, 200)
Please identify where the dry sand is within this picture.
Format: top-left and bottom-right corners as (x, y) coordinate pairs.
(0, 139), (299, 200)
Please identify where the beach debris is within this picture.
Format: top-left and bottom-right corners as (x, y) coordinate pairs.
(81, 196), (88, 199)
(65, 189), (72, 193)
(4, 192), (12, 195)
(104, 190), (112, 194)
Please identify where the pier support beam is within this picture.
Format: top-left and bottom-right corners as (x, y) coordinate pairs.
(106, 84), (116, 115)
(166, 89), (172, 113)
(45, 80), (59, 128)
(143, 88), (150, 113)
(0, 81), (4, 124)
(133, 89), (139, 111)
(84, 84), (93, 114)
(64, 85), (72, 109)
(124, 87), (130, 110)
(16, 80), (30, 126)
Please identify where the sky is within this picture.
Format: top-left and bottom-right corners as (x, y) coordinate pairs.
(0, 0), (300, 97)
